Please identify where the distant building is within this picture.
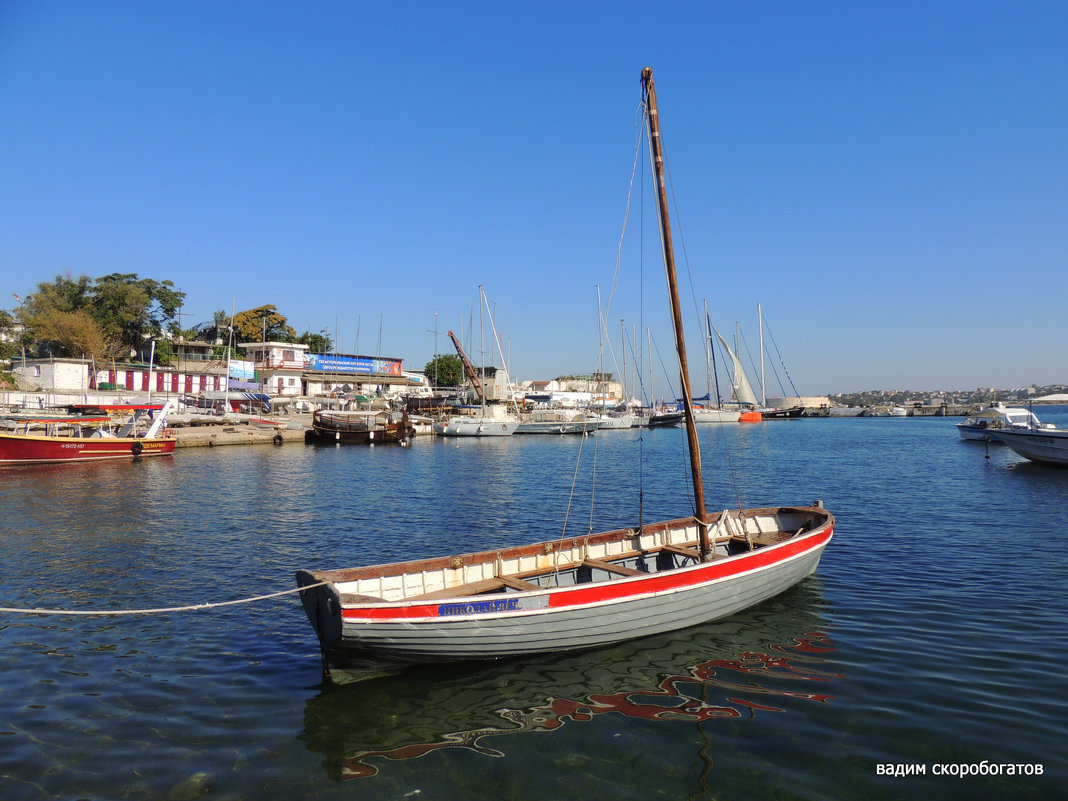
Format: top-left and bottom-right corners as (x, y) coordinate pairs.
(14, 357), (92, 392)
(239, 341), (309, 398)
(239, 342), (425, 398)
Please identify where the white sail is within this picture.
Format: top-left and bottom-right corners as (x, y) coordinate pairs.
(712, 327), (759, 407)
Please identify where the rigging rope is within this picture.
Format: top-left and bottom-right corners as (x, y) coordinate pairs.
(0, 581), (328, 617)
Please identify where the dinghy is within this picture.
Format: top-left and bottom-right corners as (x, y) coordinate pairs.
(296, 68), (834, 675)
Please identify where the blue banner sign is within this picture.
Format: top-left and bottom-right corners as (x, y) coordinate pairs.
(305, 354), (403, 375)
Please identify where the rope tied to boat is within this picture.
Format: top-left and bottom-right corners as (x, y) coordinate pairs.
(0, 580), (329, 616)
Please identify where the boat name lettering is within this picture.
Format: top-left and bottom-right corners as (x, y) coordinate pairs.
(438, 596), (548, 616)
(439, 599), (518, 616)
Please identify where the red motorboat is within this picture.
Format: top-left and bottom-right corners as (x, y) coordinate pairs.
(0, 401), (177, 465)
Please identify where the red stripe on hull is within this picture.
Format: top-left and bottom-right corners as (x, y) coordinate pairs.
(341, 527), (833, 622)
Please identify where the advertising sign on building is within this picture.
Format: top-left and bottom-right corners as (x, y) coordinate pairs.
(229, 359), (256, 380)
(305, 354), (403, 375)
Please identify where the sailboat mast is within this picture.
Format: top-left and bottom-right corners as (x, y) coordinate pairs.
(641, 67), (709, 558)
(479, 285), (486, 416)
(759, 302), (765, 407)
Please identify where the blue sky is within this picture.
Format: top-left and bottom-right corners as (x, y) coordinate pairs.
(2, 1), (1065, 396)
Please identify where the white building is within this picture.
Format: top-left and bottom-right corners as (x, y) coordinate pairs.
(14, 357), (92, 391)
(239, 341), (309, 398)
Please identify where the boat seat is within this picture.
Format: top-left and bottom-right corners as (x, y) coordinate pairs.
(407, 573), (542, 601)
(581, 558), (644, 577)
(498, 575), (542, 592)
(407, 577), (509, 600)
(747, 530), (794, 547)
(661, 543), (701, 561)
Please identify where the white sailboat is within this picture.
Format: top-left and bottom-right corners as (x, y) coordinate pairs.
(694, 300), (740, 423)
(754, 304), (805, 419)
(434, 286), (520, 437)
(712, 325), (761, 409)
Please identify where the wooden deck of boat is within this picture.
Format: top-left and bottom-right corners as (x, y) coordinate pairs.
(396, 534), (758, 603)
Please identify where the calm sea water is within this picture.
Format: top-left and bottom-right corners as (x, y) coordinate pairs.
(2, 410), (1066, 800)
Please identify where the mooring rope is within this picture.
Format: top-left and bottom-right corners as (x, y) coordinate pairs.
(0, 580), (329, 616)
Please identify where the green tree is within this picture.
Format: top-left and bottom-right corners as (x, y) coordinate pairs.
(91, 273), (183, 356)
(233, 305), (295, 343)
(22, 272), (185, 361)
(0, 309), (20, 360)
(296, 328), (333, 353)
(30, 307), (116, 359)
(424, 353), (464, 387)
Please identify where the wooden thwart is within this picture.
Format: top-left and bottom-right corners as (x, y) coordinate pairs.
(409, 577), (509, 601)
(403, 535), (777, 602)
(582, 558), (644, 577)
(661, 543), (702, 560)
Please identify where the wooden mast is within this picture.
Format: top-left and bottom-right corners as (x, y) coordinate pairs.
(641, 67), (711, 559)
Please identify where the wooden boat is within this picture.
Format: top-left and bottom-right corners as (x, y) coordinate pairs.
(0, 401), (177, 465)
(310, 409), (415, 445)
(296, 68), (834, 675)
(248, 417), (284, 429)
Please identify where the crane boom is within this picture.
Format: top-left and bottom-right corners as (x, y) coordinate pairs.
(447, 330), (484, 403)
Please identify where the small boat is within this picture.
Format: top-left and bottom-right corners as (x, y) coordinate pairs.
(593, 411), (638, 429)
(0, 401), (177, 465)
(757, 406), (804, 420)
(956, 404), (1042, 442)
(693, 407), (742, 423)
(433, 415), (519, 437)
(310, 409), (415, 445)
(646, 409), (685, 427)
(995, 419), (1068, 466)
(634, 407), (685, 428)
(296, 68), (834, 676)
(433, 292), (521, 438)
(248, 417), (284, 430)
(515, 410), (596, 435)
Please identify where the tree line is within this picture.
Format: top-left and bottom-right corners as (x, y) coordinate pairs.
(5, 271), (474, 388)
(2, 272), (333, 366)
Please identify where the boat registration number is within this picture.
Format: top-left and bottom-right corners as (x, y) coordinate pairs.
(438, 596), (549, 616)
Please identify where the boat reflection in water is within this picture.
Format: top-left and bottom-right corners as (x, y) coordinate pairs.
(299, 583), (842, 780)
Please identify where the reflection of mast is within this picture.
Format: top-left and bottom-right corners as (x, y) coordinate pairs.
(448, 329), (483, 403)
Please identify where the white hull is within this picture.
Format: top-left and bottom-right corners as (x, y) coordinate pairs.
(297, 505), (834, 671)
(515, 420), (594, 434)
(956, 405), (1041, 443)
(693, 408), (741, 424)
(593, 414), (636, 429)
(996, 427), (1068, 465)
(957, 425), (995, 442)
(433, 417), (519, 437)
